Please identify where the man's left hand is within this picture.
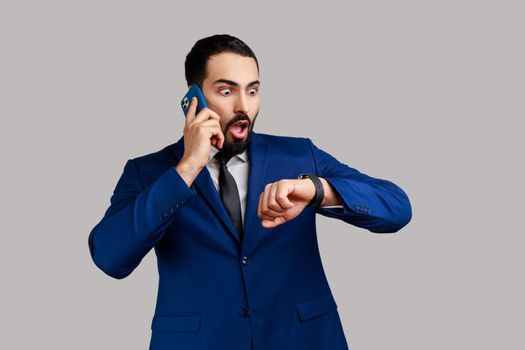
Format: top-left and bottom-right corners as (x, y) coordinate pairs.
(257, 179), (316, 228)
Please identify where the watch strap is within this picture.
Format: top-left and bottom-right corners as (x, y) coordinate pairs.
(298, 173), (324, 207)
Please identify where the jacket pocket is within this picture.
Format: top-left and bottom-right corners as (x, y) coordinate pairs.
(296, 293), (338, 322)
(151, 313), (201, 332)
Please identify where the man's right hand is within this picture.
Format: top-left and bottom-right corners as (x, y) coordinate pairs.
(176, 97), (225, 187)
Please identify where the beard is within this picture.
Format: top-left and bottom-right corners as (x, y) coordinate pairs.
(219, 111), (258, 159)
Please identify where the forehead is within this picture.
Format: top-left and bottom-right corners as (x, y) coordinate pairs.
(204, 52), (259, 85)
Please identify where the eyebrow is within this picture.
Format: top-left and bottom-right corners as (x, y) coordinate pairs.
(212, 79), (260, 87)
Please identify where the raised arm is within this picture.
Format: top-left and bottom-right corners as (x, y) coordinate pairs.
(306, 138), (412, 233)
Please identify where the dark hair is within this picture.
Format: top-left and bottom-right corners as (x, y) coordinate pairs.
(184, 34), (259, 88)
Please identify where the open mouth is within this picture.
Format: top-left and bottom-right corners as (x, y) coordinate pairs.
(229, 120), (249, 139)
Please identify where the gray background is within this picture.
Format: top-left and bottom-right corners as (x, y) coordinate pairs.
(1, 1), (523, 349)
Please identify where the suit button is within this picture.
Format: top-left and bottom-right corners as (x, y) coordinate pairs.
(241, 256), (250, 265)
(239, 308), (250, 318)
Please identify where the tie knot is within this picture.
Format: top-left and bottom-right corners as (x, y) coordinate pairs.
(214, 151), (233, 166)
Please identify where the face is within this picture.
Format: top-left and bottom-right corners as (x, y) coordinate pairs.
(200, 52), (260, 158)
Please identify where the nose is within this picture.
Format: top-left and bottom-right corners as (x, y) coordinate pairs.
(234, 93), (249, 116)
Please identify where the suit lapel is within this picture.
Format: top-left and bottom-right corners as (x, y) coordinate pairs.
(171, 132), (270, 249)
(242, 132), (269, 251)
(171, 138), (241, 245)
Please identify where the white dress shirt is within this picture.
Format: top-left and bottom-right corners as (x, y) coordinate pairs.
(206, 145), (344, 226)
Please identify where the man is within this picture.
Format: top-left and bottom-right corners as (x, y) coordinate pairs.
(88, 34), (412, 350)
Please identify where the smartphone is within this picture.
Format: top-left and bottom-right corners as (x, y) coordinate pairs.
(181, 83), (207, 117)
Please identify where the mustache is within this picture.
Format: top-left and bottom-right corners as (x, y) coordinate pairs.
(226, 115), (251, 128)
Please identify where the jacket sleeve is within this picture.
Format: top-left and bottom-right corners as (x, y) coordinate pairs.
(306, 138), (412, 233)
(88, 159), (197, 279)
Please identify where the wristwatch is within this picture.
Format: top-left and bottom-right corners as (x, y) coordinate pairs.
(297, 173), (324, 207)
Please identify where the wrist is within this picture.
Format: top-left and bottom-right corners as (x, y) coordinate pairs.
(319, 177), (343, 206)
(175, 160), (203, 187)
(179, 157), (204, 172)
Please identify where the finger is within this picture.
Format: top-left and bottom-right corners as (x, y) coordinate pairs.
(196, 119), (224, 146)
(193, 107), (221, 124)
(211, 131), (219, 147)
(257, 192), (266, 219)
(262, 216), (287, 229)
(191, 122), (219, 136)
(275, 181), (295, 209)
(185, 97), (198, 123)
(196, 118), (222, 129)
(200, 119), (224, 144)
(192, 120), (222, 139)
(260, 185), (270, 218)
(217, 128), (225, 149)
(208, 127), (224, 146)
(258, 192), (277, 221)
(267, 182), (286, 213)
(261, 184), (284, 218)
(208, 125), (225, 149)
(261, 219), (275, 228)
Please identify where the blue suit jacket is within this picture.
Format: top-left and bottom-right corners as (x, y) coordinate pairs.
(88, 132), (412, 350)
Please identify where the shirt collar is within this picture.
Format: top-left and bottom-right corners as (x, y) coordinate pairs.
(208, 145), (248, 164)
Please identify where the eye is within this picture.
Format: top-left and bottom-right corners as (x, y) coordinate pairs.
(248, 88), (259, 95)
(219, 88), (232, 96)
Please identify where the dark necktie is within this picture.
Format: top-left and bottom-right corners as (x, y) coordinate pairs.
(215, 152), (243, 240)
